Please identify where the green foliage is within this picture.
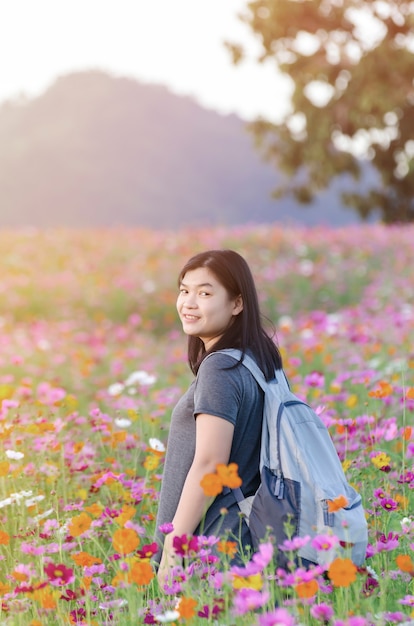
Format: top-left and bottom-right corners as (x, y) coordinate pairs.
(235, 0), (414, 222)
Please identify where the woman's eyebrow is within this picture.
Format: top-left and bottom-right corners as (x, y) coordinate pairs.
(179, 281), (214, 288)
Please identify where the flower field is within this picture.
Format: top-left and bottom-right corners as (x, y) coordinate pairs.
(0, 224), (413, 625)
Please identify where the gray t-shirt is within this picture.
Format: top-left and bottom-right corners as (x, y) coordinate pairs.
(155, 352), (264, 552)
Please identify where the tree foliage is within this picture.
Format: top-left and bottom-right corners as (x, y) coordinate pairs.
(231, 0), (414, 222)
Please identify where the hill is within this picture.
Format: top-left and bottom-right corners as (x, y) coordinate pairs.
(0, 70), (367, 228)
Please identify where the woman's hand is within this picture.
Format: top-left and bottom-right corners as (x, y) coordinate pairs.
(157, 535), (182, 588)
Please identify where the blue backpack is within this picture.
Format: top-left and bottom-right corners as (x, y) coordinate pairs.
(218, 349), (368, 568)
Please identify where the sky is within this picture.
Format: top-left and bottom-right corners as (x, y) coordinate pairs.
(0, 0), (293, 123)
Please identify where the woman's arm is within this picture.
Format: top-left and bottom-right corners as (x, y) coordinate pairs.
(157, 413), (234, 583)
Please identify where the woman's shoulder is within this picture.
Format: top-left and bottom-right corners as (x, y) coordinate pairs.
(198, 350), (241, 374)
(197, 350), (257, 387)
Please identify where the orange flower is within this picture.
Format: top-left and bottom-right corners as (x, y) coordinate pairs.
(32, 587), (57, 609)
(403, 426), (412, 440)
(216, 463), (242, 489)
(368, 381), (393, 398)
(81, 576), (92, 590)
(0, 461), (10, 477)
(200, 472), (223, 497)
(130, 561), (154, 586)
(0, 530), (10, 545)
(177, 596), (198, 619)
(295, 579), (319, 598)
(12, 570), (28, 582)
(71, 551), (103, 567)
(115, 504), (136, 527)
(396, 554), (414, 574)
(328, 557), (357, 587)
(68, 512), (92, 537)
(406, 387), (414, 400)
(112, 527), (140, 555)
(143, 455), (160, 471)
(327, 495), (349, 513)
(0, 582), (11, 596)
(217, 540), (238, 557)
(84, 502), (104, 517)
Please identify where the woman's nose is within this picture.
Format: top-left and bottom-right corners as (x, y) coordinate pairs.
(184, 293), (197, 308)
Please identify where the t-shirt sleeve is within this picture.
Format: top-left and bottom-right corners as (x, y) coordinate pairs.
(193, 353), (243, 425)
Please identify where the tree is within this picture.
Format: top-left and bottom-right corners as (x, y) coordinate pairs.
(229, 0), (414, 223)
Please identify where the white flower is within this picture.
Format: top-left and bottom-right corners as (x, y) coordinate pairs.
(299, 259), (314, 276)
(99, 599), (128, 610)
(107, 382), (125, 396)
(25, 494), (45, 507)
(149, 438), (165, 453)
(155, 610), (180, 623)
(278, 315), (293, 331)
(5, 449), (24, 460)
(0, 490), (33, 509)
(124, 370), (156, 387)
(114, 418), (132, 429)
(30, 508), (54, 523)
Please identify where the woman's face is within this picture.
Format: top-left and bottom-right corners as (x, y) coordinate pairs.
(177, 267), (243, 350)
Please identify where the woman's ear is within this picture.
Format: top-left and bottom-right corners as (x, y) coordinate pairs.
(232, 295), (244, 316)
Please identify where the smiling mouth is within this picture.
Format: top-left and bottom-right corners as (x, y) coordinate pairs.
(183, 314), (199, 320)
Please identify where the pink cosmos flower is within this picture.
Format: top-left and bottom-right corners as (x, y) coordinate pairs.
(233, 588), (270, 615)
(399, 595), (414, 606)
(381, 613), (406, 623)
(305, 371), (325, 388)
(311, 534), (339, 551)
(158, 522), (174, 534)
(252, 542), (274, 569)
(279, 535), (311, 552)
(258, 607), (297, 625)
(310, 603), (334, 621)
(334, 618), (369, 626)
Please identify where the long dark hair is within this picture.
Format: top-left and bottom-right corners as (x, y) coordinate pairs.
(178, 249), (283, 378)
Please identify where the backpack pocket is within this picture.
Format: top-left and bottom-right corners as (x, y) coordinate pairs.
(248, 466), (301, 568)
(315, 485), (368, 566)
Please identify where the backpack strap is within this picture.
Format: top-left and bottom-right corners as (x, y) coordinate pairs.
(215, 348), (290, 392)
(214, 349), (289, 475)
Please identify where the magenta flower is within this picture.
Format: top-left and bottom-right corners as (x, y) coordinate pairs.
(373, 487), (388, 499)
(197, 599), (225, 618)
(310, 603), (334, 622)
(376, 532), (399, 552)
(158, 522), (174, 534)
(172, 534), (200, 557)
(44, 562), (74, 586)
(380, 497), (398, 511)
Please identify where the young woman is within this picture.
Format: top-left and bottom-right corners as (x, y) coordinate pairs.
(155, 249), (283, 583)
